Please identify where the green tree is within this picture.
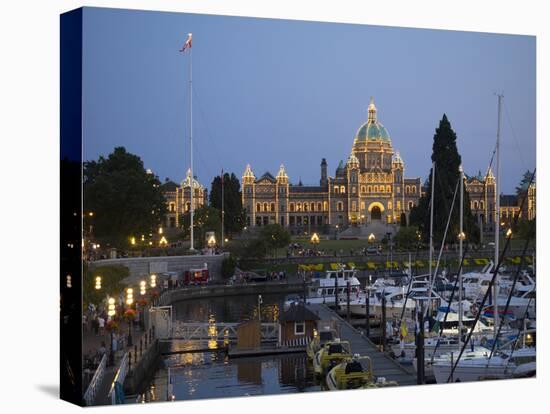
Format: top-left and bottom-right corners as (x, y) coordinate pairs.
(209, 172), (246, 235)
(179, 206), (222, 248)
(515, 170), (535, 196)
(393, 226), (420, 251)
(84, 147), (167, 247)
(259, 224), (291, 257)
(409, 115), (479, 245)
(83, 264), (129, 307)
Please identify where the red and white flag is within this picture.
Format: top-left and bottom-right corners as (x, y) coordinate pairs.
(180, 33), (193, 53)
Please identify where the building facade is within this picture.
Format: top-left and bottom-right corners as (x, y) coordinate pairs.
(241, 99), (422, 235)
(161, 168), (207, 230)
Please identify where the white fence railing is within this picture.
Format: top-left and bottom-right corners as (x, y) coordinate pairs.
(170, 321), (279, 341)
(108, 352), (129, 405)
(83, 353), (107, 406)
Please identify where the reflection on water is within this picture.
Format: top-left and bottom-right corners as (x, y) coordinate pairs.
(172, 294), (283, 324)
(140, 350), (320, 402)
(139, 293), (320, 403)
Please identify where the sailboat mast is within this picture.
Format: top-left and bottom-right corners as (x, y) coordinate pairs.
(493, 93), (503, 336)
(189, 35), (195, 251)
(458, 165), (464, 349)
(428, 161), (435, 295)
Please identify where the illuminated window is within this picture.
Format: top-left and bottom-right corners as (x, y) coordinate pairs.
(297, 202), (302, 212)
(380, 186), (385, 193)
(374, 185), (378, 192)
(361, 201), (365, 210)
(340, 186), (346, 194)
(367, 185), (372, 193)
(412, 186), (417, 194)
(263, 202), (268, 212)
(388, 201), (392, 210)
(361, 185), (366, 193)
(337, 201), (344, 212)
(323, 201), (328, 211)
(256, 203), (261, 212)
(352, 201), (357, 212)
(397, 200), (401, 210)
(386, 185), (391, 193)
(270, 202), (275, 212)
(304, 203), (309, 212)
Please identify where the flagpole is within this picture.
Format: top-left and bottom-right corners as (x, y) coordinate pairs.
(221, 169), (225, 249)
(189, 34), (195, 252)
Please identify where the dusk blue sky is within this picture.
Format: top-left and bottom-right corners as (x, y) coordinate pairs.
(82, 7), (535, 193)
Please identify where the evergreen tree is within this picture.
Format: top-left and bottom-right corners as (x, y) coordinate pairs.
(83, 147), (167, 247)
(409, 115), (479, 245)
(209, 172), (246, 235)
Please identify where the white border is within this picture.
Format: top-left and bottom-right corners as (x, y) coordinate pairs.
(0, 1), (547, 413)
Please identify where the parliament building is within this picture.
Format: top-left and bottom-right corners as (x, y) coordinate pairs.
(241, 99), (422, 236)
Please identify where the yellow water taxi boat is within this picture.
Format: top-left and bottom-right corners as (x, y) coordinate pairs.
(313, 339), (352, 377)
(306, 328), (338, 360)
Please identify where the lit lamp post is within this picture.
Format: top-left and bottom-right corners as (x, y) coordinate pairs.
(126, 288), (134, 347)
(150, 274), (157, 288)
(368, 233), (376, 244)
(95, 276), (102, 290)
(107, 297), (116, 366)
(311, 232), (320, 252)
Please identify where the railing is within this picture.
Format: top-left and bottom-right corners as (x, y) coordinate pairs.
(108, 352), (129, 405)
(170, 321), (279, 341)
(83, 353), (107, 406)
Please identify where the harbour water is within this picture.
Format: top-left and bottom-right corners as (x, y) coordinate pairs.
(138, 294), (322, 403)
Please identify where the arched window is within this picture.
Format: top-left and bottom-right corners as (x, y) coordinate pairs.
(334, 186), (339, 194)
(361, 185), (366, 193)
(256, 203), (261, 212)
(473, 201), (479, 209)
(367, 185), (372, 193)
(397, 200), (401, 210)
(340, 186), (346, 194)
(337, 201), (344, 211)
(323, 201), (328, 211)
(386, 185), (391, 193)
(352, 201), (357, 212)
(480, 201), (484, 210)
(380, 186), (385, 193)
(185, 202), (191, 212)
(290, 202), (295, 212)
(311, 202), (315, 212)
(406, 185), (410, 194)
(317, 202), (322, 212)
(270, 202), (275, 212)
(412, 186), (417, 194)
(374, 185), (378, 193)
(304, 203), (309, 212)
(408, 201), (414, 209)
(388, 201), (392, 210)
(263, 202), (268, 212)
(361, 201), (365, 211)
(297, 202), (302, 212)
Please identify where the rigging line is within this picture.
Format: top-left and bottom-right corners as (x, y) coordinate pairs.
(446, 168), (535, 382)
(192, 85), (224, 170)
(430, 243), (470, 364)
(428, 177), (460, 307)
(503, 100), (528, 171)
(504, 286), (535, 371)
(487, 225), (533, 362)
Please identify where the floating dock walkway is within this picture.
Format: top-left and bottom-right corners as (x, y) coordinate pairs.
(308, 304), (417, 386)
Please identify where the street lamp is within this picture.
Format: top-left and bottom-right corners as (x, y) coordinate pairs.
(107, 297), (116, 366)
(257, 294), (263, 323)
(126, 288), (134, 346)
(159, 236), (168, 247)
(368, 233), (376, 244)
(150, 274), (157, 288)
(506, 228), (513, 238)
(95, 276), (102, 290)
(140, 280), (147, 296)
(311, 233), (320, 251)
(207, 234), (216, 248)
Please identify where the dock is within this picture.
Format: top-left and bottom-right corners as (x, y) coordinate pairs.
(308, 304), (417, 386)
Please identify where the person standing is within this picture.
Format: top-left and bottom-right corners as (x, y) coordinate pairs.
(98, 315), (105, 336)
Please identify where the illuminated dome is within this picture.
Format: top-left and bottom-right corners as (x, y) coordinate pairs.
(354, 97), (391, 142)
